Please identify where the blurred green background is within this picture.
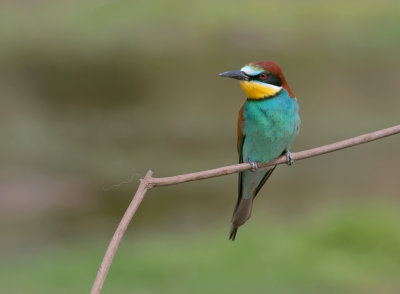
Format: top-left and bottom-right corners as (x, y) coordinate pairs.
(1, 0), (400, 293)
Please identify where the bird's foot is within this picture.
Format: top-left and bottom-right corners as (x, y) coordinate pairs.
(249, 160), (258, 172)
(285, 150), (295, 166)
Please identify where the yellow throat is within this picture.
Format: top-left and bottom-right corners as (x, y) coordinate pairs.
(239, 81), (282, 99)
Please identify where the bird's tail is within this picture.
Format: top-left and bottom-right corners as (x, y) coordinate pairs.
(229, 225), (238, 241)
(229, 197), (254, 241)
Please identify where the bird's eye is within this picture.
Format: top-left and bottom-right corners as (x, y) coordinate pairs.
(259, 73), (267, 79)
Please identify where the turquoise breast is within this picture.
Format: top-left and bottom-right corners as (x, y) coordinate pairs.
(242, 89), (300, 163)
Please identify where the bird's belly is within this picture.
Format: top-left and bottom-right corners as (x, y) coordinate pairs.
(243, 127), (294, 162)
(243, 104), (299, 163)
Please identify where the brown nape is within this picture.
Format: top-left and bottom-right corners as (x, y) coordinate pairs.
(253, 61), (295, 98)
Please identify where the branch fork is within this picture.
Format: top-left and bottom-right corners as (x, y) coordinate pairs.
(91, 124), (400, 294)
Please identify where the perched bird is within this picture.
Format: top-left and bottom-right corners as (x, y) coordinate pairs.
(220, 61), (300, 240)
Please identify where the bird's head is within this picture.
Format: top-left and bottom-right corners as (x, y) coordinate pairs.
(219, 61), (294, 100)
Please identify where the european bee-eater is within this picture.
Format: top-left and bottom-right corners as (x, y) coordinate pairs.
(220, 61), (300, 241)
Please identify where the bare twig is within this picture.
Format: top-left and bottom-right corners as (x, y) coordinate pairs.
(91, 170), (153, 294)
(91, 124), (400, 294)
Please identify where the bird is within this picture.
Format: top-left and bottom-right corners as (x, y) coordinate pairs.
(219, 61), (300, 241)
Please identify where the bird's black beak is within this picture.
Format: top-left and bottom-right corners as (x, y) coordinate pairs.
(219, 70), (250, 81)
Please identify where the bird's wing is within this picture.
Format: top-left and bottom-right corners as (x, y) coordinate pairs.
(235, 104), (245, 211)
(253, 166), (276, 198)
(237, 103), (245, 154)
(237, 102), (276, 201)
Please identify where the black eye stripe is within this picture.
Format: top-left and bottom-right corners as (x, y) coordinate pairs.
(250, 73), (282, 87)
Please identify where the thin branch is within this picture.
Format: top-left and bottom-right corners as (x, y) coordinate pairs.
(91, 170), (153, 294)
(91, 124), (400, 294)
(151, 124), (400, 186)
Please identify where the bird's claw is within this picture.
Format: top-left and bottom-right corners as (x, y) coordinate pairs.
(285, 150), (294, 166)
(249, 160), (258, 172)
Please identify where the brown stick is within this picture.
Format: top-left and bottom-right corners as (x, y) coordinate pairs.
(91, 170), (153, 294)
(91, 124), (400, 294)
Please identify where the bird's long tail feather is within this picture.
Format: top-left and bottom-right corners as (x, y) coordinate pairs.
(229, 225), (238, 241)
(229, 197), (254, 241)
